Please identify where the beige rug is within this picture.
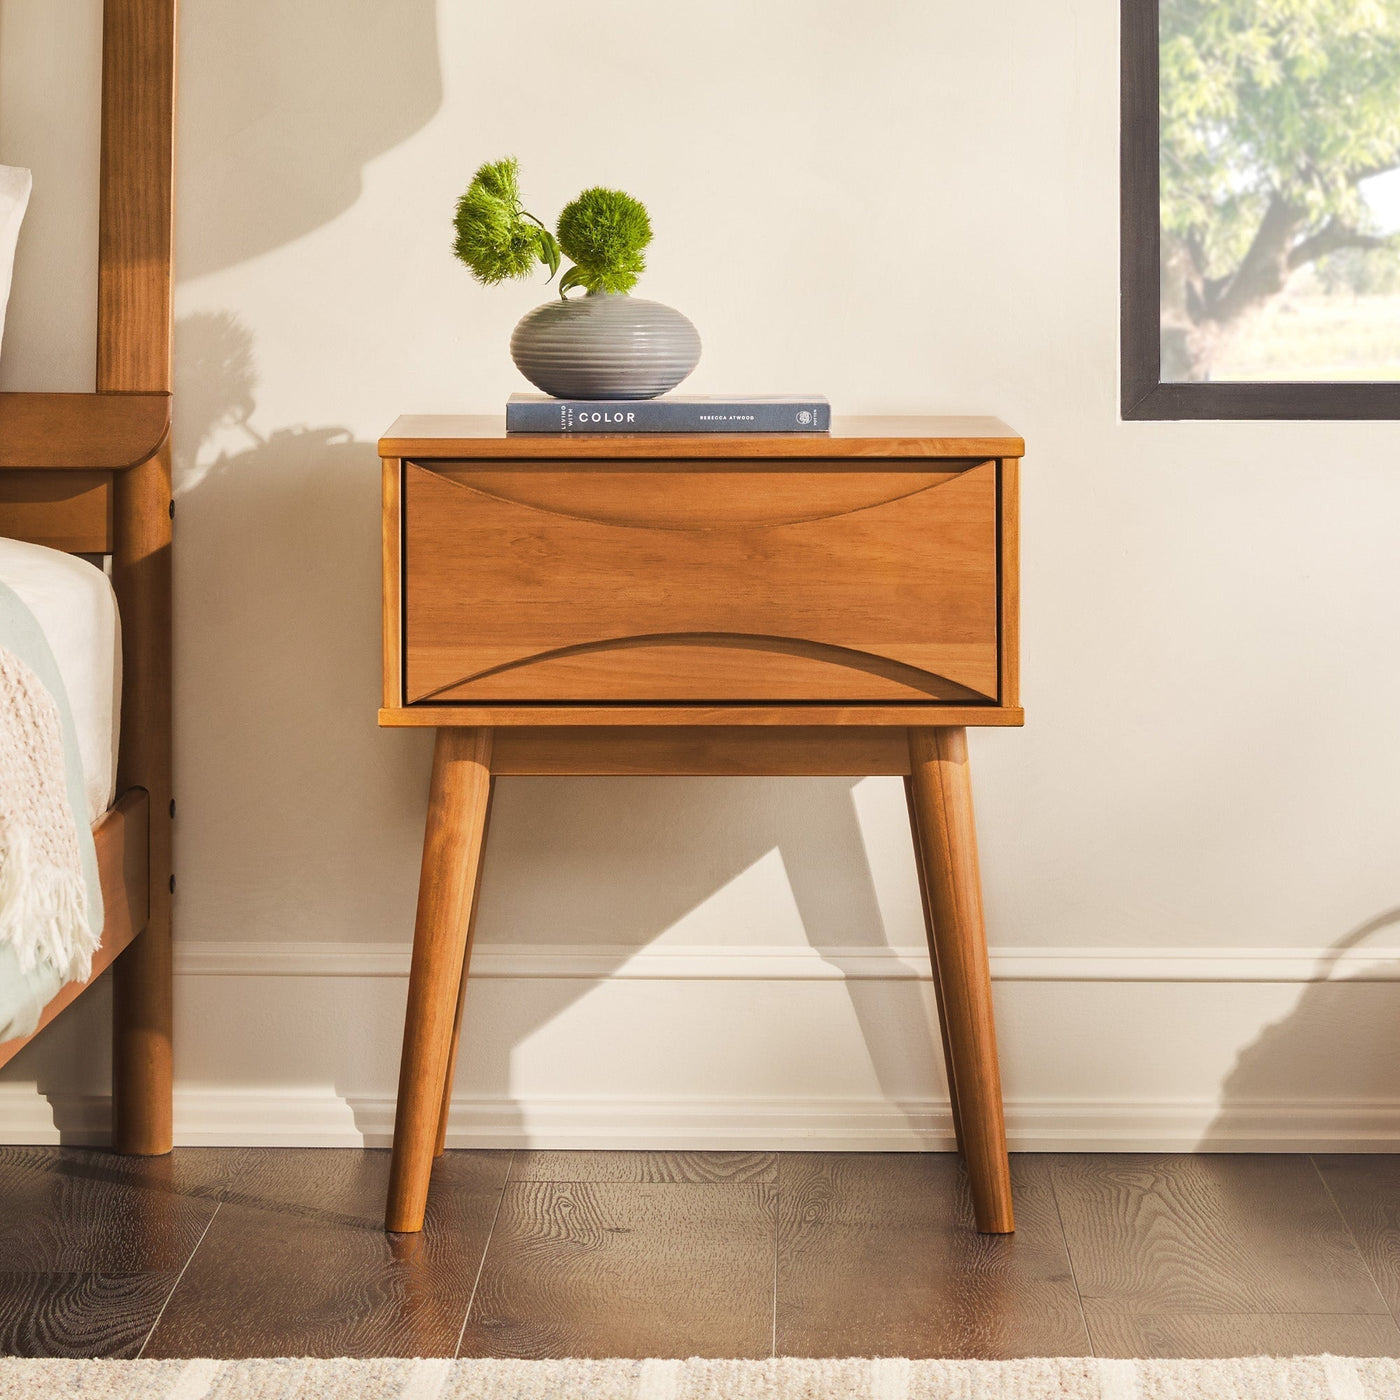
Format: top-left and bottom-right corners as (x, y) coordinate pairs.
(0, 1356), (1395, 1399)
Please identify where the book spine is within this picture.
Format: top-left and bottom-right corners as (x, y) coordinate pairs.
(506, 400), (831, 433)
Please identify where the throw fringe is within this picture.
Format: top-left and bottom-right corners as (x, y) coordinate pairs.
(0, 815), (95, 982)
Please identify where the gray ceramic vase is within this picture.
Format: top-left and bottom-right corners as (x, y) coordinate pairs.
(510, 292), (701, 400)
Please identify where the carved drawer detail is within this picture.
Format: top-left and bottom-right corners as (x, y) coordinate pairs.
(402, 459), (1001, 705)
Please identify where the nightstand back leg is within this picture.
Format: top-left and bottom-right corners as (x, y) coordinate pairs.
(906, 726), (1014, 1234)
(386, 727), (493, 1232)
(904, 774), (966, 1156)
(435, 776), (495, 1158)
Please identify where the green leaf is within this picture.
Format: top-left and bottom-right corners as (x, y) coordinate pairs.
(537, 229), (562, 281)
(557, 264), (589, 299)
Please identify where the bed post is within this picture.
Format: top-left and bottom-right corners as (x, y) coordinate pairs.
(100, 0), (176, 1156)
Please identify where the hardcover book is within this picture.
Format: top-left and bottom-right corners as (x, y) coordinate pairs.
(506, 393), (831, 434)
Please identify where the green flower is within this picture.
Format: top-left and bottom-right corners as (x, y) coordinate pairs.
(452, 157), (560, 286)
(556, 187), (653, 296)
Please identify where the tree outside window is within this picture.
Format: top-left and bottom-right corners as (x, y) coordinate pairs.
(1159, 0), (1400, 384)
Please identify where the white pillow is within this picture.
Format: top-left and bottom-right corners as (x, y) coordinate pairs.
(0, 166), (32, 360)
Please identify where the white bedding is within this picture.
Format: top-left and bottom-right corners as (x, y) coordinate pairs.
(0, 539), (119, 822)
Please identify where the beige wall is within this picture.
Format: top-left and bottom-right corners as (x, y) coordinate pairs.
(2, 0), (1399, 1150)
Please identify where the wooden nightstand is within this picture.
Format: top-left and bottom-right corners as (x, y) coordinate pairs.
(379, 415), (1024, 1234)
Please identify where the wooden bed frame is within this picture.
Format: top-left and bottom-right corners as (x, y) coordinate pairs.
(0, 0), (175, 1156)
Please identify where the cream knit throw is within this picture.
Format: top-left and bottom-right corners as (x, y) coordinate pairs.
(0, 643), (96, 983)
(1, 1356), (1398, 1400)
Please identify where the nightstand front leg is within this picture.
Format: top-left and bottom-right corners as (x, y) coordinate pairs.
(386, 727), (493, 1233)
(906, 727), (1014, 1234)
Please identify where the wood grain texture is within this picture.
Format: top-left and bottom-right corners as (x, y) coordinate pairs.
(97, 0), (175, 396)
(906, 728), (1013, 1233)
(1052, 1154), (1392, 1316)
(0, 788), (149, 1071)
(435, 779), (495, 1158)
(382, 704), (1024, 729)
(382, 457), (402, 709)
(997, 458), (1020, 710)
(904, 776), (965, 1155)
(404, 461), (999, 704)
(0, 1146), (236, 1277)
(0, 1271), (179, 1359)
(110, 452), (174, 1157)
(1313, 1155), (1400, 1315)
(509, 1151), (778, 1184)
(775, 1154), (1086, 1359)
(490, 726), (912, 775)
(460, 1180), (775, 1358)
(1085, 1308), (1400, 1359)
(0, 471), (113, 552)
(3, 1148), (1399, 1361)
(99, 0), (177, 1160)
(146, 1149), (511, 1359)
(387, 730), (494, 1232)
(381, 415), (1025, 459)
(0, 393), (169, 471)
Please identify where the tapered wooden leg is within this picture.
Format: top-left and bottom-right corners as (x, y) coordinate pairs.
(906, 727), (1014, 1233)
(434, 778), (494, 1158)
(386, 728), (493, 1232)
(904, 776), (965, 1156)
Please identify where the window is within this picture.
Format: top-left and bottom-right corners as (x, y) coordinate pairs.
(1122, 0), (1400, 418)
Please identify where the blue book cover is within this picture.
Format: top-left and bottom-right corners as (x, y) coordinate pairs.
(506, 394), (830, 434)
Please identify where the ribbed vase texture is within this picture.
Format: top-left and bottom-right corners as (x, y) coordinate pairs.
(510, 293), (701, 400)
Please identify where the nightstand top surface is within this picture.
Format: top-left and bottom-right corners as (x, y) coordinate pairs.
(380, 414), (1023, 460)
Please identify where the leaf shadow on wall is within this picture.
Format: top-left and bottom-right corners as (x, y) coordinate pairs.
(172, 311), (952, 1147)
(177, 0), (441, 278)
(1199, 908), (1400, 1149)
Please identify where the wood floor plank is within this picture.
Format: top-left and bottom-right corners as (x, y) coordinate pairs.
(142, 1149), (511, 1359)
(1313, 1156), (1400, 1317)
(1086, 1307), (1400, 1359)
(775, 1153), (1088, 1359)
(509, 1151), (777, 1184)
(1053, 1154), (1389, 1317)
(0, 1272), (179, 1359)
(0, 1148), (246, 1359)
(460, 1181), (775, 1358)
(0, 1147), (234, 1273)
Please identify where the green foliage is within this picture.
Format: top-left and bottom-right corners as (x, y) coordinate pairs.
(452, 160), (654, 297)
(452, 157), (561, 286)
(556, 187), (653, 295)
(1161, 0), (1400, 278)
(1313, 243), (1400, 294)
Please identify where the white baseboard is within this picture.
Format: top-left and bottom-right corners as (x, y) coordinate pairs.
(5, 1085), (1398, 1153)
(173, 940), (1400, 983)
(6, 940), (1395, 1152)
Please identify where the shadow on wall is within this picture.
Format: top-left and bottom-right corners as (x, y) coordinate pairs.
(170, 309), (949, 1143)
(178, 0), (441, 277)
(1201, 908), (1400, 1147)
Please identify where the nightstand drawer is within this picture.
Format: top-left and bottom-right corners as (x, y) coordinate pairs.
(400, 459), (1001, 705)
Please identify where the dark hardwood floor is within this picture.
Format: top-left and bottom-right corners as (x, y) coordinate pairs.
(0, 1148), (1397, 1360)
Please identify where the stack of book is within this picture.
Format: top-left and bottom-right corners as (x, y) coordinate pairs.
(506, 393), (830, 435)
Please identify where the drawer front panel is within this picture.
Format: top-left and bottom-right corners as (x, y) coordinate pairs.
(403, 460), (1000, 704)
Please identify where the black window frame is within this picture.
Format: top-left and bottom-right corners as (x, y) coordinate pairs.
(1121, 0), (1400, 420)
